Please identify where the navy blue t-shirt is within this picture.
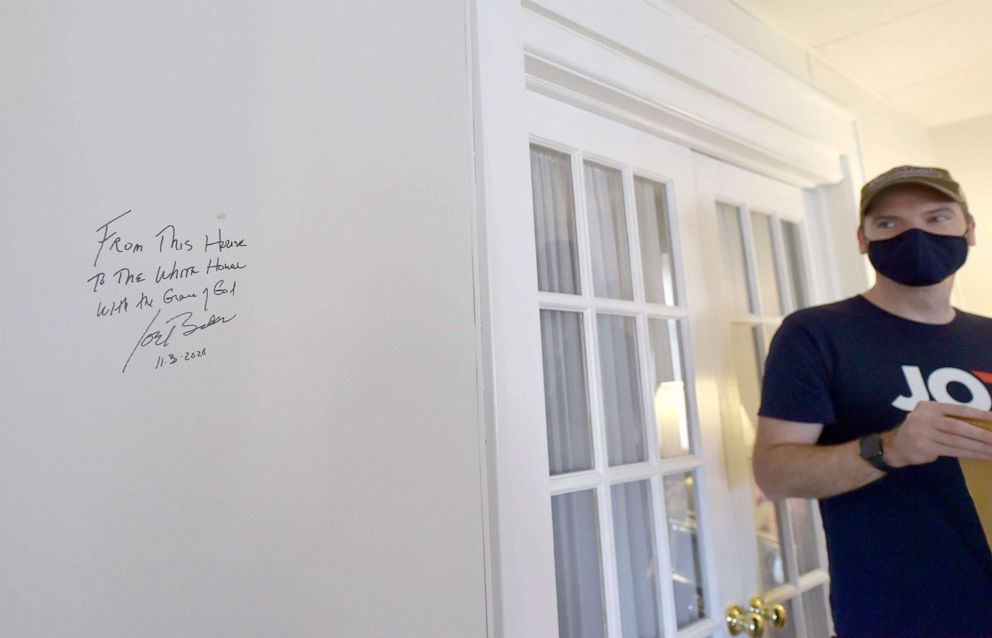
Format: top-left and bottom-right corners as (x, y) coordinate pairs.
(759, 295), (992, 638)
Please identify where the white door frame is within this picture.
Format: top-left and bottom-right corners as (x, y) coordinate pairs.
(468, 0), (868, 635)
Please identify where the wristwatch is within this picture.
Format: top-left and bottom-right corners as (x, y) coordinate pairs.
(859, 433), (899, 473)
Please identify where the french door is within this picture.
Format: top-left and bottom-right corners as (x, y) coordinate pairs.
(521, 91), (834, 637)
(691, 154), (834, 638)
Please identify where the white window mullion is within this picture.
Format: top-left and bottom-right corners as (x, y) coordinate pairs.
(778, 500), (801, 589)
(571, 149), (607, 481)
(797, 570), (830, 592)
(550, 470), (605, 495)
(651, 472), (680, 638)
(551, 462), (667, 495)
(790, 591), (811, 638)
(663, 178), (689, 310)
(769, 212), (795, 314)
(689, 466), (724, 633)
(738, 205), (764, 318)
(677, 319), (705, 459)
(573, 150), (596, 306)
(599, 483), (623, 638)
(627, 163), (664, 475)
(638, 310), (662, 468)
(586, 305), (609, 477)
(623, 167), (647, 306)
(657, 453), (704, 476)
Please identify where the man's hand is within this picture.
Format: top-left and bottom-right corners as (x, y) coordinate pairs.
(754, 405), (992, 500)
(881, 401), (992, 467)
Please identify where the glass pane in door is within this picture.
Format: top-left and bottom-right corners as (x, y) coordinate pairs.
(648, 318), (691, 458)
(753, 484), (788, 591)
(541, 310), (594, 475)
(531, 145), (581, 295)
(716, 203), (753, 315)
(782, 221), (810, 310)
(634, 177), (678, 306)
(585, 161), (634, 300)
(552, 490), (608, 638)
(802, 586), (832, 637)
(598, 314), (647, 466)
(731, 322), (762, 443)
(749, 211), (782, 316)
(788, 499), (822, 574)
(731, 324), (788, 591)
(611, 480), (662, 638)
(663, 473), (706, 629)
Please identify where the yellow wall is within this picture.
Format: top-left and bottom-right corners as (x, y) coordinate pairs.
(930, 115), (992, 317)
(806, 56), (937, 180)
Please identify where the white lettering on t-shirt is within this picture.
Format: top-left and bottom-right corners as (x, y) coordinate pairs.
(892, 365), (992, 411)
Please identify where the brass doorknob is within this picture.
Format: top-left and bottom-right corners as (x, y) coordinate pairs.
(749, 596), (788, 629)
(726, 604), (765, 637)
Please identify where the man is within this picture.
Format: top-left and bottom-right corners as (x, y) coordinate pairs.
(753, 165), (992, 638)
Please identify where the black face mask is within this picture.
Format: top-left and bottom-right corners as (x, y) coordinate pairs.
(867, 228), (969, 287)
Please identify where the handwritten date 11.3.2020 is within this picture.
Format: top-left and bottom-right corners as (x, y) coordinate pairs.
(155, 348), (207, 370)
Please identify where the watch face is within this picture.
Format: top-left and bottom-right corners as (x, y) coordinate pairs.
(860, 433), (896, 472)
(860, 433), (883, 459)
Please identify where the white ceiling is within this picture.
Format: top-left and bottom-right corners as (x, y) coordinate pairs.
(730, 0), (992, 128)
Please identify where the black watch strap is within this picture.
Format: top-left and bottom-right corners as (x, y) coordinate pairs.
(859, 433), (899, 473)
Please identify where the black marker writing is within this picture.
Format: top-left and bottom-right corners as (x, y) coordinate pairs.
(97, 296), (129, 318)
(205, 228), (247, 253)
(163, 287), (198, 305)
(136, 292), (155, 310)
(201, 279), (236, 312)
(123, 309), (175, 373)
(155, 261), (199, 284)
(155, 224), (194, 253)
(87, 272), (106, 293)
(112, 267), (145, 286)
(205, 257), (247, 275)
(167, 310), (237, 337)
(96, 210), (248, 372)
(94, 210), (141, 268)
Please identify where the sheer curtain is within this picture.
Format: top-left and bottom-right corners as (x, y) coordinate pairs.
(541, 309), (593, 475)
(634, 178), (676, 306)
(531, 146), (580, 295)
(597, 315), (646, 466)
(585, 162), (633, 300)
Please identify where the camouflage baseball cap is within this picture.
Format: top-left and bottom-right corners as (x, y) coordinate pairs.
(860, 165), (968, 217)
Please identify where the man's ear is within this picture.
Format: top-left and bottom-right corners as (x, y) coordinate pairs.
(857, 225), (869, 255)
(967, 218), (978, 246)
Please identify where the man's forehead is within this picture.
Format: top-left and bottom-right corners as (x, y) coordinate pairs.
(867, 183), (959, 213)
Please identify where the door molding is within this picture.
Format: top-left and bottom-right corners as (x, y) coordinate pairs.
(471, 1), (866, 636)
(522, 0), (861, 188)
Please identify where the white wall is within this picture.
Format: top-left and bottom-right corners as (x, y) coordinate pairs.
(0, 2), (488, 637)
(931, 114), (992, 316)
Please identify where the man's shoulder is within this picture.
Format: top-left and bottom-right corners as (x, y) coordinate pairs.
(781, 296), (866, 331)
(954, 307), (992, 329)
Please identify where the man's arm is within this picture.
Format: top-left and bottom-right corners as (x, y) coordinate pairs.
(753, 401), (992, 501)
(752, 418), (881, 501)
